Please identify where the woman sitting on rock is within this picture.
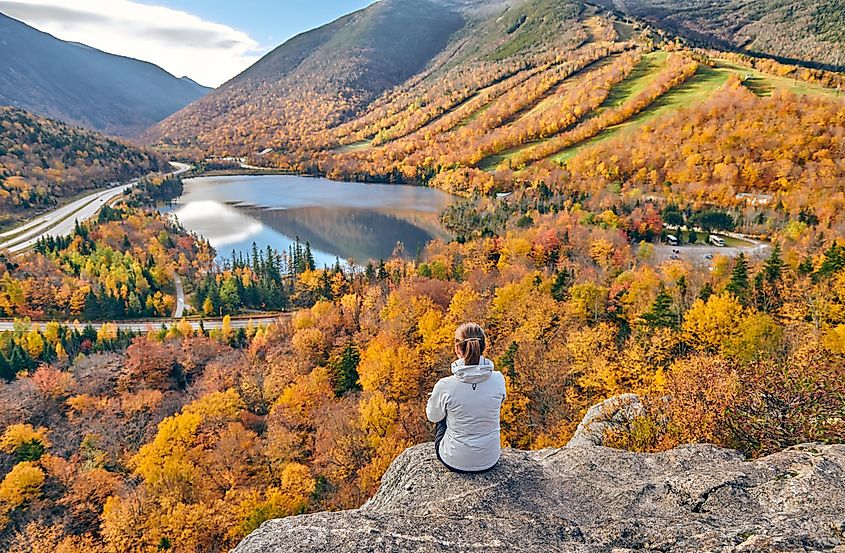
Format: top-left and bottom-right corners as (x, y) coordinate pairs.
(426, 323), (506, 473)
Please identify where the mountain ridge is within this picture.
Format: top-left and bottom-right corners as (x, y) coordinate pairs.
(0, 106), (165, 226)
(592, 0), (845, 70)
(0, 12), (211, 137)
(146, 0), (468, 153)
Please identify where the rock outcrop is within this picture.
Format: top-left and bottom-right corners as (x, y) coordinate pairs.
(566, 393), (644, 447)
(235, 439), (845, 552)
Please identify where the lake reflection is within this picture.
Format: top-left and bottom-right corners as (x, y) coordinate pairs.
(162, 175), (454, 266)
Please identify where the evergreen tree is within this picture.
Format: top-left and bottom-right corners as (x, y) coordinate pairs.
(83, 290), (102, 319)
(498, 342), (519, 379)
(798, 256), (814, 276)
(816, 243), (845, 279)
(219, 277), (242, 313)
(304, 242), (316, 271)
(251, 242), (261, 275)
(698, 282), (714, 302)
(551, 267), (575, 301)
(0, 354), (14, 381)
(642, 288), (677, 329)
(266, 246), (281, 281)
(726, 253), (750, 304)
(329, 344), (361, 397)
(15, 439), (45, 462)
(319, 271), (332, 301)
(763, 242), (784, 282)
(755, 243), (784, 313)
(8, 344), (35, 374)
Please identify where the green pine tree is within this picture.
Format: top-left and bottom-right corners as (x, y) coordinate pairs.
(726, 253), (750, 303)
(304, 242), (316, 271)
(329, 344), (361, 397)
(816, 243), (845, 279)
(641, 287), (677, 329)
(797, 256), (814, 276)
(0, 354), (14, 382)
(551, 267), (575, 301)
(498, 342), (519, 379)
(763, 242), (784, 282)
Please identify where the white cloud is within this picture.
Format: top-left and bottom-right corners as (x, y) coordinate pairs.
(0, 0), (267, 87)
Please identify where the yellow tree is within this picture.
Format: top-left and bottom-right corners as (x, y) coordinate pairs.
(0, 424), (50, 460)
(682, 293), (745, 353)
(0, 461), (45, 517)
(22, 327), (44, 358)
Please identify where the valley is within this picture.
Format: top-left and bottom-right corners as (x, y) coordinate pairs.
(0, 0), (844, 552)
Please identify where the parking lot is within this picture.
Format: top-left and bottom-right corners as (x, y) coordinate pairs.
(653, 236), (771, 265)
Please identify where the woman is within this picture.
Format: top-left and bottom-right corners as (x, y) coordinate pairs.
(426, 323), (506, 473)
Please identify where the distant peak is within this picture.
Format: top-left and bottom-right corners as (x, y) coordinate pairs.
(179, 76), (213, 91)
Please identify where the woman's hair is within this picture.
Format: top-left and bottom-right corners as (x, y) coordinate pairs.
(455, 323), (486, 366)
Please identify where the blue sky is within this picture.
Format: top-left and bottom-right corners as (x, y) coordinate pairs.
(0, 0), (377, 87)
(162, 1), (376, 46)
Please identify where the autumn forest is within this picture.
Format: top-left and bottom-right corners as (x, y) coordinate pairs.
(1, 0), (844, 551)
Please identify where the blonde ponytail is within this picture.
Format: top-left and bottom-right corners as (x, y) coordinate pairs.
(455, 323), (486, 366)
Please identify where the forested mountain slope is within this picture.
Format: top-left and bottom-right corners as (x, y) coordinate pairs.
(0, 107), (164, 226)
(0, 12), (210, 137)
(593, 0), (845, 69)
(146, 0), (590, 156)
(150, 0), (845, 196)
(147, 0), (467, 155)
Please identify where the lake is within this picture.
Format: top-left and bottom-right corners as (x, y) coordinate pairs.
(161, 175), (454, 266)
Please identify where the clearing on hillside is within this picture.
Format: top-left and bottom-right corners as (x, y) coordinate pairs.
(548, 57), (842, 163)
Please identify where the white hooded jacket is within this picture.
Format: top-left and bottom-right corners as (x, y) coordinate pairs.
(426, 356), (506, 472)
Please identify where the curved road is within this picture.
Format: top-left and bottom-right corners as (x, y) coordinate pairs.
(0, 161), (290, 333)
(173, 274), (187, 318)
(0, 162), (192, 254)
(0, 315), (287, 333)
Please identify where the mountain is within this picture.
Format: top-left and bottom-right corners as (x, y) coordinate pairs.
(147, 0), (467, 153)
(148, 0), (844, 197)
(145, 0), (589, 155)
(593, 0), (845, 69)
(0, 106), (164, 226)
(0, 12), (211, 137)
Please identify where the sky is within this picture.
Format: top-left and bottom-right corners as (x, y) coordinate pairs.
(0, 0), (377, 87)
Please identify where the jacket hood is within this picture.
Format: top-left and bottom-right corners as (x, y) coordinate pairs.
(451, 356), (495, 384)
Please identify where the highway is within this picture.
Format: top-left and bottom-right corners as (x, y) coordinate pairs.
(0, 161), (293, 334)
(173, 274), (187, 318)
(0, 315), (286, 333)
(0, 162), (192, 254)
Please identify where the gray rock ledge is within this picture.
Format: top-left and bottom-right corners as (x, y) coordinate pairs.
(234, 441), (845, 552)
